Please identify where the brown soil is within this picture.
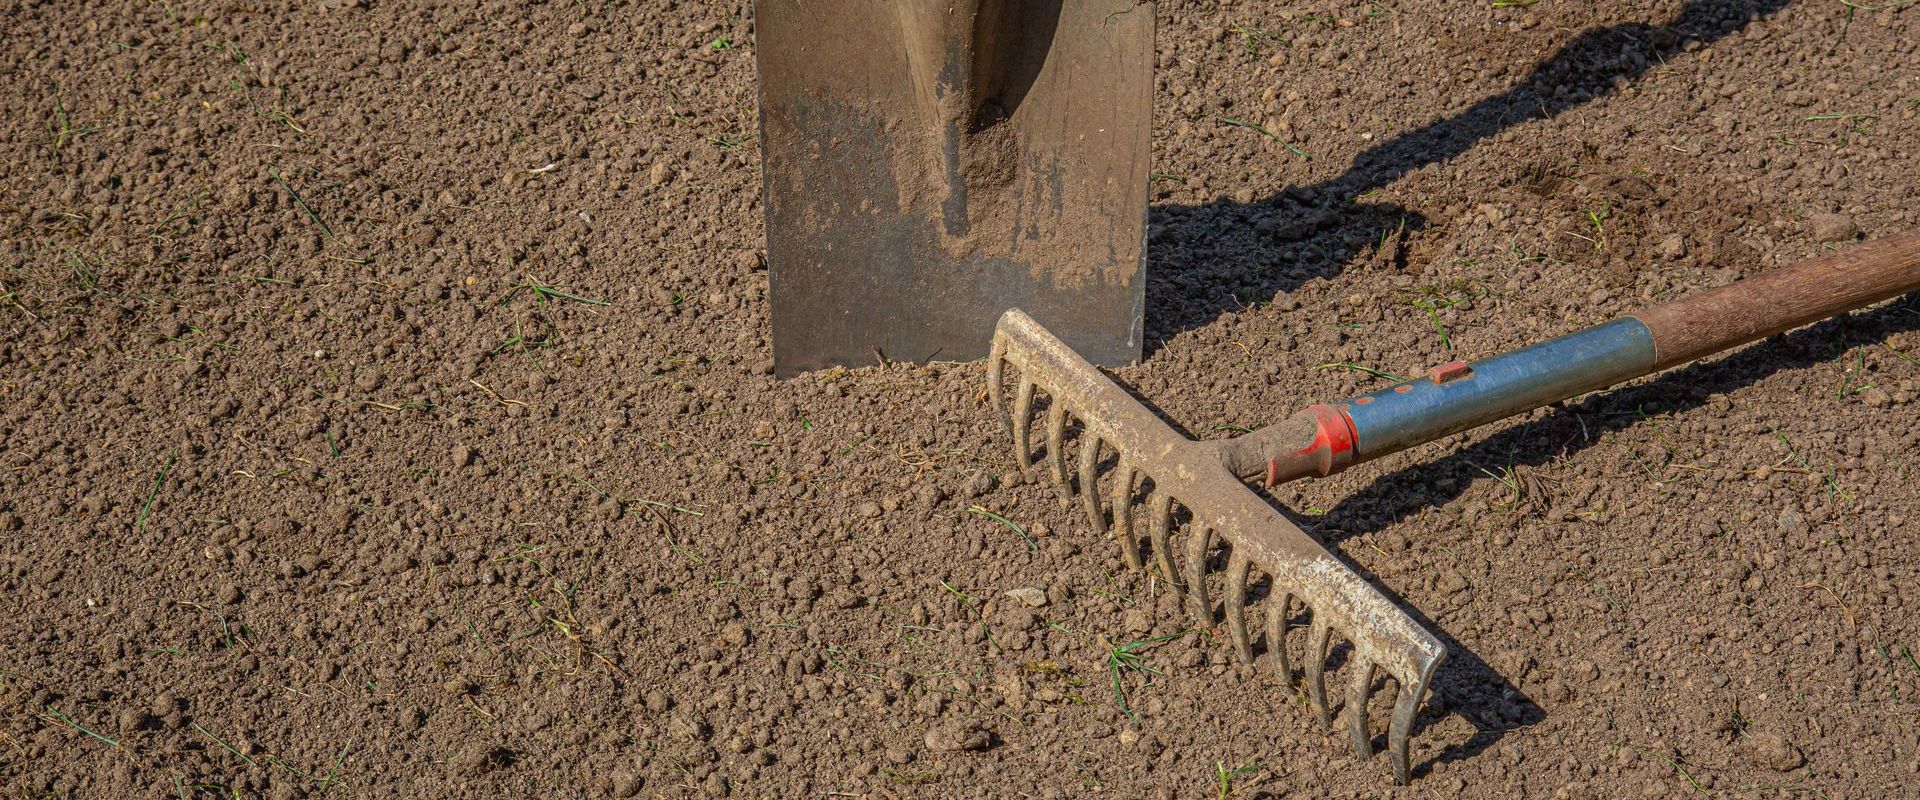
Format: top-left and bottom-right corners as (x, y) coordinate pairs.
(3, 1), (1917, 799)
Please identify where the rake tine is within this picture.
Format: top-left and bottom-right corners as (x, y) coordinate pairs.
(1223, 551), (1252, 664)
(1046, 403), (1071, 508)
(1388, 671), (1433, 785)
(1078, 435), (1105, 534)
(1011, 380), (1035, 469)
(1304, 618), (1334, 727)
(1346, 658), (1376, 759)
(1183, 525), (1212, 628)
(1147, 492), (1181, 598)
(1266, 593), (1293, 683)
(987, 335), (1010, 440)
(1110, 459), (1142, 570)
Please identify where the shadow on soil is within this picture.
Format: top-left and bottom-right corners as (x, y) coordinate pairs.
(1142, 0), (1794, 347)
(1143, 0), (1802, 776)
(1302, 298), (1919, 775)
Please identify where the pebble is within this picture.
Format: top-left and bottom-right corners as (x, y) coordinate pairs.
(1656, 233), (1688, 260)
(923, 720), (992, 752)
(1808, 213), (1859, 243)
(1741, 733), (1804, 771)
(1004, 587), (1047, 608)
(608, 769), (643, 797)
(1778, 509), (1808, 537)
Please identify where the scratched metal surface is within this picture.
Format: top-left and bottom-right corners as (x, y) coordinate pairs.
(755, 1), (1153, 377)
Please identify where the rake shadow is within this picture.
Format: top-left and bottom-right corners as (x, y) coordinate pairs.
(1133, 0), (1801, 775)
(1298, 297), (1920, 774)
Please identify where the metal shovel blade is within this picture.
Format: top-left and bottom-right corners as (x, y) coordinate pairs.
(755, 0), (1154, 377)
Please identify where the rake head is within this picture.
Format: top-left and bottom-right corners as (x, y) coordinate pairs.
(987, 309), (1446, 784)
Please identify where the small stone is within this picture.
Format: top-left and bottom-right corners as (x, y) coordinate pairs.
(1656, 233), (1688, 260)
(117, 708), (153, 733)
(1122, 609), (1152, 634)
(452, 445), (474, 467)
(150, 695), (180, 719)
(1004, 587), (1047, 608)
(1741, 733), (1804, 771)
(1777, 509), (1808, 536)
(855, 502), (882, 519)
(453, 745), (511, 775)
(1808, 213), (1859, 243)
(668, 714), (711, 741)
(649, 161), (675, 186)
(924, 720), (992, 752)
(608, 769), (643, 797)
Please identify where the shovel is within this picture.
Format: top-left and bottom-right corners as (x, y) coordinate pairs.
(755, 0), (1154, 377)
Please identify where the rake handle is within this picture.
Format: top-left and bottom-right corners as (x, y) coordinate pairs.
(1250, 232), (1920, 484)
(1634, 232), (1920, 369)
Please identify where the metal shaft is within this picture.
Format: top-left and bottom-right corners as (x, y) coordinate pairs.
(1341, 318), (1653, 458)
(1242, 233), (1920, 485)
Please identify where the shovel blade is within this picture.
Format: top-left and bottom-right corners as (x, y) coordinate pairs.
(756, 0), (1153, 377)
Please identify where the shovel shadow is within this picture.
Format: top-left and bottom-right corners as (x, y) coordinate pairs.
(1142, 0), (1797, 348)
(1135, 0), (1801, 776)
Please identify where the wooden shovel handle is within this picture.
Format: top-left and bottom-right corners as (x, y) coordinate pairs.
(1632, 232), (1920, 369)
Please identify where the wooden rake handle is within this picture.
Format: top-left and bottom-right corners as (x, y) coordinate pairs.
(1251, 231), (1920, 481)
(1634, 232), (1920, 369)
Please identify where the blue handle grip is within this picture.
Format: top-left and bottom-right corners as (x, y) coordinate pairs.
(1341, 318), (1658, 459)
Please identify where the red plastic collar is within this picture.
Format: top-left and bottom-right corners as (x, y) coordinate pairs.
(1267, 404), (1357, 486)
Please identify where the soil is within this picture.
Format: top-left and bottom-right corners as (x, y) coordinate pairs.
(3, 1), (1918, 799)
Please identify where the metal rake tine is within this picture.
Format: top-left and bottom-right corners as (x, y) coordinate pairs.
(987, 335), (1010, 440)
(1223, 551), (1252, 663)
(1010, 380), (1035, 469)
(1077, 435), (1104, 535)
(1304, 617), (1334, 728)
(1110, 459), (1142, 570)
(1346, 659), (1376, 760)
(1046, 402), (1071, 508)
(1147, 492), (1182, 598)
(1183, 525), (1212, 628)
(1266, 593), (1293, 683)
(1388, 669), (1436, 785)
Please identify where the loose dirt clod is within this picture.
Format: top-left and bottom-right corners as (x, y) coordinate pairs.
(924, 720), (993, 753)
(1741, 733), (1806, 772)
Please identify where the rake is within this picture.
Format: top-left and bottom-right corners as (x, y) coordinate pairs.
(987, 233), (1920, 783)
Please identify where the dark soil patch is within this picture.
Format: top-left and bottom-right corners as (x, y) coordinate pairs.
(3, 1), (1917, 798)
